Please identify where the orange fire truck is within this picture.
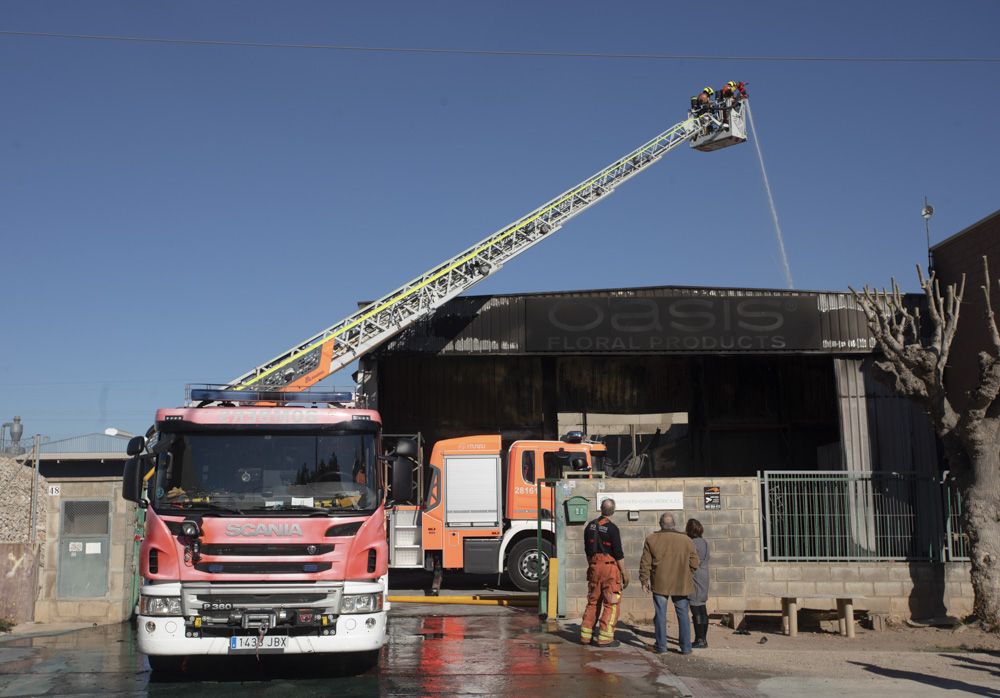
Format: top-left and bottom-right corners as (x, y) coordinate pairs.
(388, 432), (606, 592)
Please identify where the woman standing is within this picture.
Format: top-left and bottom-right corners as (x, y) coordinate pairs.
(686, 518), (710, 648)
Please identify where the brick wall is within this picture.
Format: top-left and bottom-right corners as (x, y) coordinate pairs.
(561, 477), (972, 622)
(932, 209), (1000, 413)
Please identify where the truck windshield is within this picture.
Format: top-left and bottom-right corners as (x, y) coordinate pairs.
(151, 432), (379, 515)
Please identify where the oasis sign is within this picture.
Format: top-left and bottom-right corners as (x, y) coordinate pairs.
(525, 296), (825, 353)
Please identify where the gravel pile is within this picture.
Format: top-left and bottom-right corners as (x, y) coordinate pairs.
(0, 456), (46, 544)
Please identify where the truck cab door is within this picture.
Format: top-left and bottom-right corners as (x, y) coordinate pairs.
(505, 445), (539, 522)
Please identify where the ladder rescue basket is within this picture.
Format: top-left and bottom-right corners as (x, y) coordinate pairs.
(691, 100), (748, 152)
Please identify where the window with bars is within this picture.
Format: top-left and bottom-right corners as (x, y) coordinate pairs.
(63, 500), (109, 536)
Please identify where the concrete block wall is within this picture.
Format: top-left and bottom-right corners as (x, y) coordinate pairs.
(0, 544), (39, 623)
(561, 477), (973, 623)
(34, 476), (136, 624)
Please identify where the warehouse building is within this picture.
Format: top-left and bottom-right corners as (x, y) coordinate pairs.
(359, 284), (971, 621)
(358, 285), (938, 478)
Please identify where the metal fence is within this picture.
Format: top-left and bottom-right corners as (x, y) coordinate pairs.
(760, 471), (967, 562)
(945, 484), (970, 561)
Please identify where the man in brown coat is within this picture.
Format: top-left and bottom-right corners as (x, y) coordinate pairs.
(639, 513), (700, 654)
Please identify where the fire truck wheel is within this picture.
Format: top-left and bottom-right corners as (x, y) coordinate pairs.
(147, 654), (186, 675)
(506, 538), (552, 593)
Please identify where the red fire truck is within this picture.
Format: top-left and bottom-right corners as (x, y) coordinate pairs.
(122, 387), (415, 673)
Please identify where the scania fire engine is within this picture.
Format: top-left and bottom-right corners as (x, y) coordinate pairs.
(122, 387), (415, 673)
(124, 92), (745, 672)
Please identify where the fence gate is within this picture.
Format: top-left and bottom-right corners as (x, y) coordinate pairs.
(58, 500), (111, 598)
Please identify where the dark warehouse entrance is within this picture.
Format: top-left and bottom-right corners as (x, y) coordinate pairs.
(374, 353), (840, 477)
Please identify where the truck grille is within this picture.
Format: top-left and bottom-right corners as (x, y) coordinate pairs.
(200, 543), (334, 556)
(193, 562), (333, 574)
(195, 593), (327, 605)
(180, 581), (343, 617)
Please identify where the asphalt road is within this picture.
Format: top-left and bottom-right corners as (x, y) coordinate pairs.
(0, 603), (684, 697)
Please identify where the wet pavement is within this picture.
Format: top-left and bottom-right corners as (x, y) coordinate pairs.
(0, 605), (685, 697)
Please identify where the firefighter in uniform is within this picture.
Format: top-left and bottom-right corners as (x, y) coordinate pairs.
(691, 86), (718, 134)
(719, 80), (747, 101)
(718, 81), (747, 129)
(580, 498), (629, 647)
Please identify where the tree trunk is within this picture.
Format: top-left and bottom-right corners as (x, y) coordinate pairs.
(963, 446), (1000, 630)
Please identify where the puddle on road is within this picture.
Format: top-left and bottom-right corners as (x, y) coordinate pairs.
(1, 614), (688, 697)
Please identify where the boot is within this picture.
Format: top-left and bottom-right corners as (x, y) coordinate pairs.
(692, 606), (708, 648)
(693, 622), (708, 648)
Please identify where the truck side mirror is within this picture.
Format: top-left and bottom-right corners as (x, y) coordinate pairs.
(126, 436), (146, 456)
(122, 457), (143, 503)
(391, 455), (415, 504)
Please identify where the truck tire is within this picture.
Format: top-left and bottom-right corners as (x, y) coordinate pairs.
(505, 538), (552, 593)
(147, 654), (186, 675)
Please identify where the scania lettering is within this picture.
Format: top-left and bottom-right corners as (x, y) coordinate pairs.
(225, 523), (304, 537)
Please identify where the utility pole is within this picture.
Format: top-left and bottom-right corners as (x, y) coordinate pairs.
(31, 434), (40, 543)
(922, 197), (935, 273)
(28, 434), (40, 543)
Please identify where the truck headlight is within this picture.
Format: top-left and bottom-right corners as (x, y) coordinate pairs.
(139, 595), (182, 616)
(340, 593), (383, 614)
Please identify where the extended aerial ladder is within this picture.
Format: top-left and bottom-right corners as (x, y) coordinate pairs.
(223, 103), (746, 395)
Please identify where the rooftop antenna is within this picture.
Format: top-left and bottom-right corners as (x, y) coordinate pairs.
(921, 197), (935, 273)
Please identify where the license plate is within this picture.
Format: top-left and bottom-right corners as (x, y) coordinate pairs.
(228, 635), (288, 653)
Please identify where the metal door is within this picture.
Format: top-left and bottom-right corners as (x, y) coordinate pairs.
(58, 500), (111, 598)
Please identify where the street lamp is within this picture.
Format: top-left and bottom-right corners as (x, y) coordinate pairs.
(104, 427), (136, 438)
(922, 197), (935, 273)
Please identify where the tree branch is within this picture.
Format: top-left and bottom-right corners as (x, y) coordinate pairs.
(981, 256), (1000, 355)
(917, 265), (945, 351)
(937, 273), (966, 377)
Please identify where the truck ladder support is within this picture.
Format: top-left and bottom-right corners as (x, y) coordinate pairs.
(227, 113), (722, 393)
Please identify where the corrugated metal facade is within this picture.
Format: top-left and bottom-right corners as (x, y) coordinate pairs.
(376, 286), (876, 356)
(834, 358), (938, 474)
(39, 433), (129, 457)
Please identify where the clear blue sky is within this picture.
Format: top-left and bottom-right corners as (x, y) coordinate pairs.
(2, 1), (998, 441)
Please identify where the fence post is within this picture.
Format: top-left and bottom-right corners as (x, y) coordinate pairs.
(29, 435), (40, 543)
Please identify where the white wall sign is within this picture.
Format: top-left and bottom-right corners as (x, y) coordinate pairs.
(48, 484), (61, 496)
(597, 491), (684, 511)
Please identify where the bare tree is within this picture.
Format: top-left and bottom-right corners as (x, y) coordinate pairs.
(851, 257), (1000, 630)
